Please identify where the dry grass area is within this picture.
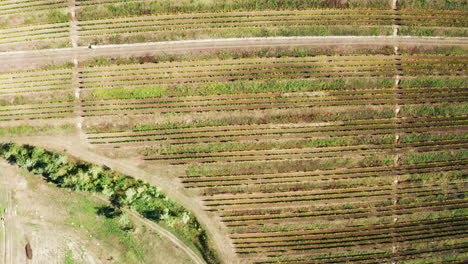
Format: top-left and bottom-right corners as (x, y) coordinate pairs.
(0, 161), (193, 264)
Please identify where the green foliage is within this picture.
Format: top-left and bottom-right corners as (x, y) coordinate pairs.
(398, 0), (468, 10)
(78, 0), (393, 20)
(399, 26), (467, 37)
(90, 78), (393, 100)
(64, 249), (76, 264)
(186, 157), (353, 176)
(82, 46), (395, 67)
(399, 77), (467, 88)
(46, 10), (70, 24)
(400, 132), (468, 143)
(0, 143), (219, 264)
(405, 171), (467, 183)
(91, 86), (166, 99)
(402, 104), (468, 117)
(69, 199), (144, 263)
(401, 150), (468, 165)
(145, 135), (393, 155)
(399, 46), (468, 56)
(0, 125), (74, 137)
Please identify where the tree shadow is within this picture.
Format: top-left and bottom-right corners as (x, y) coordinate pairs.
(96, 205), (122, 218)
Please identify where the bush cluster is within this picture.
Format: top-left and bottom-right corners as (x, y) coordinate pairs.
(0, 143), (218, 263)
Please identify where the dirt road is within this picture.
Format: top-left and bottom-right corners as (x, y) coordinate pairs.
(11, 135), (235, 263)
(0, 161), (18, 264)
(0, 36), (466, 72)
(92, 193), (206, 264)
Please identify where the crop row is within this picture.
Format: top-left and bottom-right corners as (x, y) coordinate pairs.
(233, 216), (467, 246)
(253, 238), (466, 263)
(201, 183), (465, 211)
(204, 183), (465, 209)
(237, 226), (466, 257)
(86, 116), (468, 145)
(78, 95), (467, 122)
(76, 0), (145, 7)
(222, 197), (467, 227)
(0, 23), (70, 45)
(77, 15), (466, 38)
(77, 10), (468, 28)
(183, 156), (466, 186)
(2, 91), (463, 122)
(245, 216), (467, 261)
(78, 57), (467, 89)
(146, 139), (467, 165)
(80, 55), (454, 73)
(0, 0), (67, 15)
(194, 160), (466, 193)
(146, 132), (467, 164)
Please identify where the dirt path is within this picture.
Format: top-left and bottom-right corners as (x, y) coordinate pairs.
(10, 135), (238, 263)
(0, 161), (18, 264)
(0, 36), (466, 72)
(94, 195), (205, 264)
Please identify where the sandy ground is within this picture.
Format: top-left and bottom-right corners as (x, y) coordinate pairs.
(0, 160), (195, 264)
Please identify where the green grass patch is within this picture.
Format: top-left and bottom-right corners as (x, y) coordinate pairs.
(398, 0), (468, 10)
(143, 135), (393, 155)
(400, 132), (468, 143)
(401, 149), (468, 165)
(399, 26), (467, 37)
(399, 46), (468, 56)
(401, 103), (468, 117)
(0, 92), (75, 106)
(186, 154), (392, 177)
(86, 26), (392, 45)
(90, 78), (393, 99)
(78, 0), (392, 20)
(0, 125), (74, 137)
(67, 199), (145, 263)
(399, 77), (468, 88)
(91, 86), (166, 99)
(64, 249), (77, 264)
(403, 170), (467, 183)
(0, 10), (70, 29)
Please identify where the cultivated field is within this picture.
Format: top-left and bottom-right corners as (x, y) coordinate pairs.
(1, 43), (466, 263)
(0, 0), (466, 51)
(0, 0), (467, 264)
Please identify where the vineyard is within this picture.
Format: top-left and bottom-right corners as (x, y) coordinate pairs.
(1, 44), (465, 262)
(0, 0), (467, 264)
(81, 49), (467, 263)
(0, 0), (467, 51)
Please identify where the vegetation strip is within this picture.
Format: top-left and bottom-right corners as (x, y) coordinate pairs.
(0, 143), (220, 264)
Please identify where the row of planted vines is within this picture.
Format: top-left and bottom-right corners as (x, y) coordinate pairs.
(77, 9), (468, 45)
(76, 46), (468, 263)
(0, 0), (467, 51)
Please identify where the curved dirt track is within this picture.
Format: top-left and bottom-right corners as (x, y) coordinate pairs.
(10, 135), (236, 263)
(92, 195), (205, 264)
